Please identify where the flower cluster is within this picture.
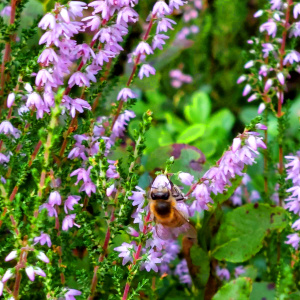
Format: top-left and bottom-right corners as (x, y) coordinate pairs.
(284, 152), (300, 249)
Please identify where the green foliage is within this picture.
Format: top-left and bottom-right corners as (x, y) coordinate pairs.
(212, 277), (252, 300)
(213, 204), (288, 262)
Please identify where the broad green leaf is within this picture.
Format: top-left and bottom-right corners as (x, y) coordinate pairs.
(212, 204), (288, 262)
(190, 245), (210, 288)
(184, 91), (212, 124)
(212, 277), (252, 300)
(250, 282), (276, 300)
(177, 124), (206, 144)
(208, 109), (235, 132)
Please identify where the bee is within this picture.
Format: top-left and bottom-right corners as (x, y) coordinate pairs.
(149, 174), (197, 240)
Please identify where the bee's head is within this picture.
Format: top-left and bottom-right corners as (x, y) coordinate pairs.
(150, 174), (172, 200)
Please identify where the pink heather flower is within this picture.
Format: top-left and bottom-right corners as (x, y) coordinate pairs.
(237, 75), (246, 84)
(283, 51), (300, 65)
(294, 4), (300, 19)
(254, 10), (263, 18)
(68, 71), (90, 87)
(106, 184), (117, 197)
(62, 214), (80, 231)
(73, 43), (95, 63)
(152, 34), (169, 50)
(65, 289), (82, 300)
(0, 6), (11, 17)
(34, 233), (52, 247)
(286, 233), (300, 249)
(264, 79), (273, 92)
(152, 174), (172, 190)
(292, 219), (300, 231)
(262, 43), (274, 58)
(171, 80), (182, 88)
(2, 269), (14, 283)
(64, 195), (81, 214)
(156, 18), (177, 33)
(106, 161), (120, 178)
(60, 8), (70, 23)
(285, 154), (300, 185)
(0, 121), (20, 138)
(38, 13), (56, 30)
(270, 0), (281, 10)
(259, 65), (268, 77)
(142, 250), (162, 272)
(152, 1), (171, 15)
(247, 94), (257, 102)
(48, 191), (62, 206)
(135, 41), (153, 55)
(34, 267), (46, 278)
(258, 103), (266, 114)
(5, 250), (18, 262)
(129, 186), (146, 209)
(39, 203), (58, 217)
(277, 72), (285, 85)
(95, 50), (114, 66)
(260, 20), (277, 37)
(232, 138), (242, 153)
(79, 181), (96, 197)
(244, 60), (254, 69)
(231, 186), (242, 206)
(70, 167), (92, 185)
(242, 84), (251, 96)
(82, 15), (101, 31)
(191, 183), (213, 211)
(37, 251), (50, 263)
(256, 123), (268, 130)
(0, 281), (3, 296)
(0, 153), (9, 164)
(25, 266), (35, 282)
(7, 93), (15, 108)
(35, 69), (55, 87)
(68, 1), (87, 18)
(178, 172), (194, 186)
(117, 7), (139, 24)
(234, 266), (245, 278)
(216, 267), (230, 281)
(117, 87), (138, 101)
(114, 242), (136, 265)
(138, 64), (156, 79)
(169, 0), (187, 10)
(127, 227), (139, 237)
(174, 260), (192, 286)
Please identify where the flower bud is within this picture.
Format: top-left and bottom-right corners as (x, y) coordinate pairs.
(277, 72), (285, 85)
(5, 250), (17, 262)
(178, 172), (194, 186)
(232, 138), (241, 153)
(2, 269), (14, 283)
(37, 251), (50, 263)
(258, 103), (266, 114)
(25, 266), (35, 282)
(7, 93), (15, 108)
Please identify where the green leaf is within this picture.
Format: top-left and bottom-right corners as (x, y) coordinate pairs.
(177, 124), (206, 144)
(212, 277), (252, 300)
(184, 91), (212, 124)
(250, 282), (276, 300)
(208, 109), (235, 132)
(190, 245), (210, 288)
(212, 204), (288, 262)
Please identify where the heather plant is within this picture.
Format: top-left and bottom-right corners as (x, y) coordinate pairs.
(0, 0), (300, 300)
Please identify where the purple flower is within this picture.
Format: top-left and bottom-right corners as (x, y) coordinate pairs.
(174, 259), (192, 285)
(114, 242), (136, 265)
(38, 13), (56, 30)
(237, 75), (246, 84)
(0, 121), (20, 138)
(247, 94), (257, 102)
(152, 1), (171, 15)
(270, 0), (282, 10)
(129, 186), (146, 209)
(152, 34), (169, 50)
(62, 214), (80, 231)
(34, 267), (46, 278)
(242, 84), (251, 96)
(37, 251), (50, 263)
(254, 10), (263, 18)
(277, 72), (285, 85)
(0, 153), (9, 164)
(264, 79), (273, 92)
(258, 103), (266, 114)
(70, 167), (92, 185)
(138, 64), (156, 79)
(0, 281), (3, 296)
(283, 51), (300, 65)
(292, 219), (300, 231)
(25, 266), (35, 282)
(169, 0), (187, 10)
(0, 5), (11, 17)
(48, 191), (62, 206)
(286, 233), (300, 249)
(191, 183), (213, 211)
(64, 195), (81, 213)
(65, 288), (82, 300)
(178, 172), (194, 186)
(68, 71), (90, 87)
(39, 203), (58, 217)
(231, 186), (242, 206)
(34, 233), (52, 247)
(294, 3), (300, 19)
(5, 250), (18, 262)
(262, 43), (274, 58)
(135, 41), (153, 56)
(244, 60), (254, 69)
(216, 266), (230, 281)
(260, 20), (277, 37)
(106, 160), (120, 178)
(79, 181), (96, 197)
(234, 266), (245, 278)
(7, 93), (15, 108)
(35, 69), (55, 87)
(2, 269), (14, 283)
(142, 250), (162, 272)
(117, 87), (138, 102)
(156, 18), (176, 33)
(82, 15), (101, 31)
(152, 174), (172, 189)
(117, 7), (139, 24)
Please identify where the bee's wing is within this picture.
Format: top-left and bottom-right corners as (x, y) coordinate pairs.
(171, 184), (185, 201)
(155, 224), (177, 240)
(172, 207), (197, 239)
